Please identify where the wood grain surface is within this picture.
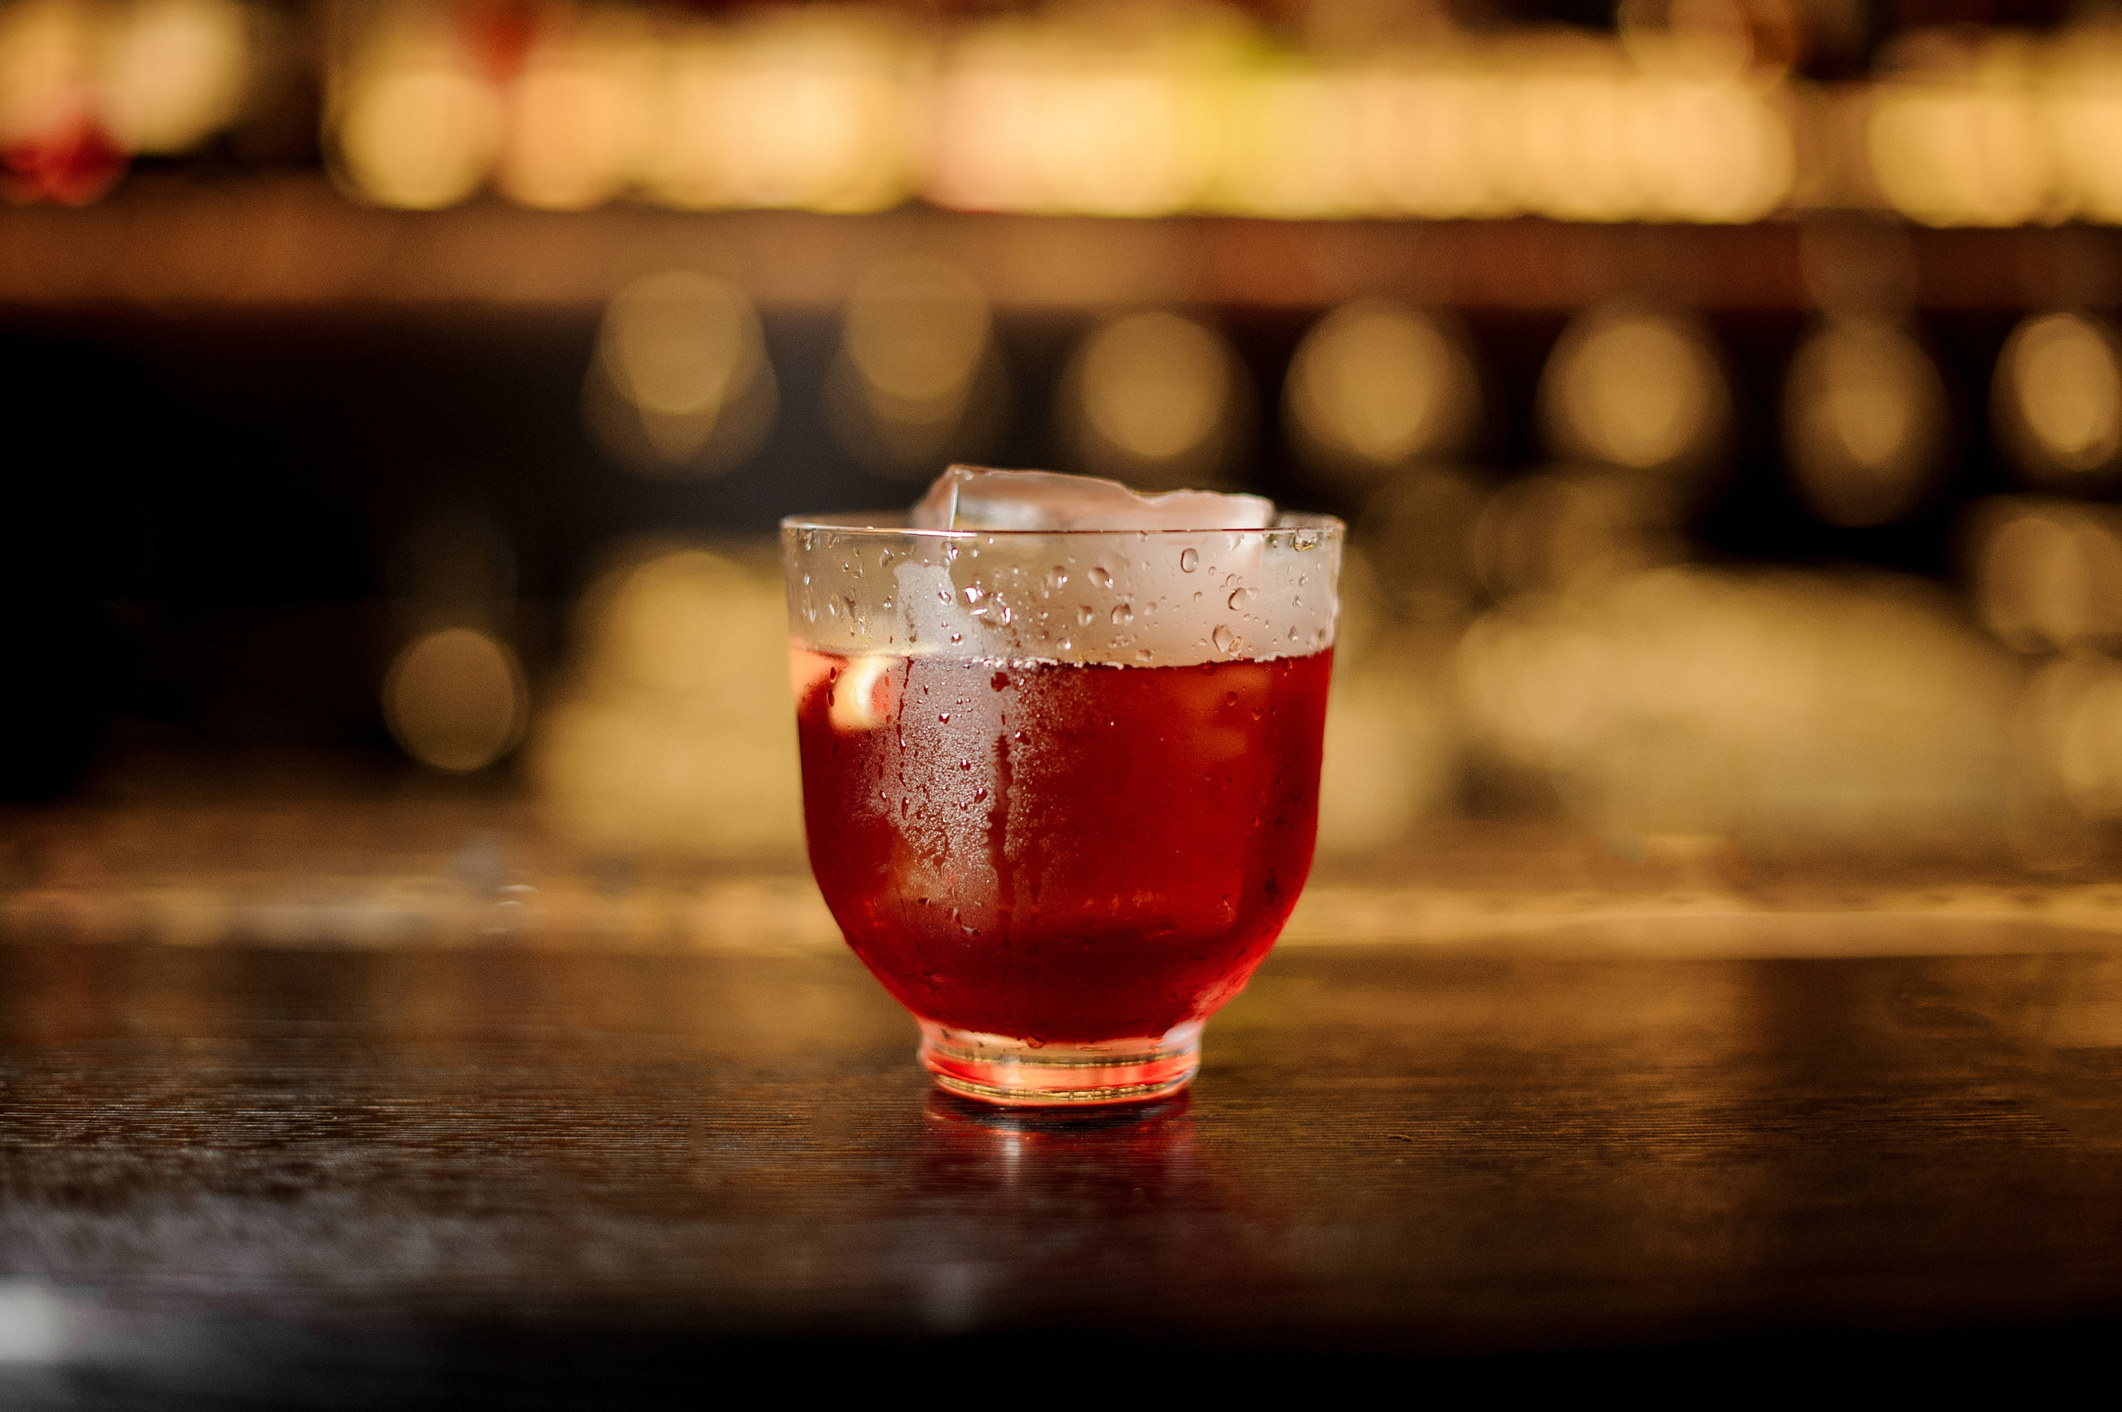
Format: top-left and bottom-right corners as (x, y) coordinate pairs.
(4, 930), (2122, 1398)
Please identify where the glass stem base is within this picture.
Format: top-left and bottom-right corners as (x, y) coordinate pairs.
(918, 1020), (1203, 1107)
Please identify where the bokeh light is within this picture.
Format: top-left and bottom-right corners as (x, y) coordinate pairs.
(1971, 500), (2122, 653)
(1456, 568), (2017, 846)
(98, 0), (250, 155)
(1285, 299), (1479, 482)
(642, 10), (916, 213)
(533, 547), (803, 858)
(384, 627), (528, 773)
(1357, 469), (1488, 621)
(1994, 312), (2122, 483)
(1066, 310), (1236, 485)
(1540, 306), (1728, 474)
(496, 20), (651, 211)
(828, 255), (1000, 476)
(1470, 471), (1683, 600)
(584, 270), (778, 476)
(1783, 319), (1948, 527)
(1866, 32), (2052, 227)
(333, 21), (503, 211)
(2024, 651), (2122, 824)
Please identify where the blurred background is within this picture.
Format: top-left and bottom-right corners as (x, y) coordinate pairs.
(13, 0), (2122, 940)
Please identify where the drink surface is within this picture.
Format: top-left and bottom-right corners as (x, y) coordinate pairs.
(794, 649), (1333, 1044)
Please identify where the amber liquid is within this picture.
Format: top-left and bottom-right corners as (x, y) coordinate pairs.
(795, 650), (1332, 1044)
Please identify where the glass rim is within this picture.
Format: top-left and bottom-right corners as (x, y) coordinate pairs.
(779, 511), (1345, 539)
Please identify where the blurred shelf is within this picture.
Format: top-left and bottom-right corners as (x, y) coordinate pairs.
(3, 177), (2118, 314)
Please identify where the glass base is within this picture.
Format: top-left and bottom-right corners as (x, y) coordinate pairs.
(917, 1020), (1203, 1107)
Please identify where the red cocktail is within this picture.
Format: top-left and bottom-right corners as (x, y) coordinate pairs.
(783, 496), (1342, 1104)
(796, 650), (1331, 1040)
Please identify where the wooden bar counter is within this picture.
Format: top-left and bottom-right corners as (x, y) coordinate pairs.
(5, 800), (2122, 1397)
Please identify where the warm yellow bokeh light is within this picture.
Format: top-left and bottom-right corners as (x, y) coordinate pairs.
(1071, 311), (1233, 476)
(643, 15), (915, 213)
(0, 0), (95, 147)
(589, 270), (777, 473)
(497, 28), (651, 211)
(1541, 307), (1727, 473)
(1973, 501), (2122, 652)
(384, 628), (528, 773)
(1470, 472), (1679, 599)
(844, 256), (990, 408)
(336, 59), (503, 210)
(1456, 568), (2017, 844)
(2025, 651), (2122, 822)
(830, 255), (996, 473)
(1996, 312), (2122, 481)
(532, 547), (804, 857)
(1784, 320), (1947, 527)
(98, 0), (250, 154)
(1286, 299), (1477, 477)
(1868, 84), (2052, 228)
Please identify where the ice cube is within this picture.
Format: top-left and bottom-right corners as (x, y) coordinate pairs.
(912, 465), (1274, 532)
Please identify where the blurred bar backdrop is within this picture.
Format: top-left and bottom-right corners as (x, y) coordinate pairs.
(8, 0), (2122, 906)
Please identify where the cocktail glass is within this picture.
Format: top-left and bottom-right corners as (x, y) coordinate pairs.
(781, 513), (1343, 1106)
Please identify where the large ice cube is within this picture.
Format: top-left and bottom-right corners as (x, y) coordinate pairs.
(912, 465), (1274, 532)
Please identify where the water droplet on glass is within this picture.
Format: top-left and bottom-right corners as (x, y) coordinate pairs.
(1090, 566), (1112, 588)
(938, 588), (952, 604)
(1213, 624), (1239, 654)
(1111, 603), (1134, 626)
(949, 632), (963, 644)
(1179, 547), (1199, 573)
(939, 712), (951, 723)
(997, 604), (1012, 626)
(1135, 648), (1154, 664)
(1227, 587), (1256, 611)
(991, 671), (1009, 690)
(1044, 566), (1068, 593)
(974, 788), (988, 803)
(963, 584), (984, 605)
(1077, 604), (1094, 626)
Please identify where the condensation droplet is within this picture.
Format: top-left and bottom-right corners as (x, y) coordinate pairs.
(1077, 605), (1094, 626)
(939, 712), (951, 722)
(963, 584), (984, 605)
(997, 604), (1012, 626)
(1213, 624), (1239, 654)
(1090, 566), (1113, 588)
(949, 632), (963, 644)
(1111, 603), (1134, 626)
(1179, 547), (1199, 573)
(1044, 566), (1068, 593)
(1227, 587), (1256, 611)
(1135, 648), (1155, 664)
